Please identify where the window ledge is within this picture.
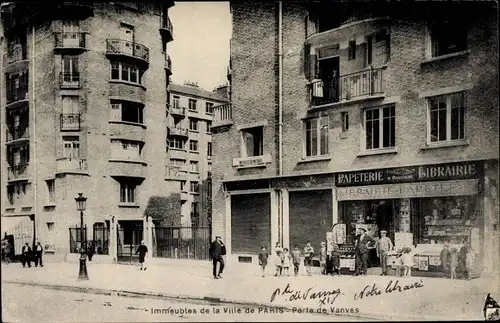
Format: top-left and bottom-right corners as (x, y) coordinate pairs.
(357, 148), (398, 157)
(420, 140), (469, 150)
(189, 171), (200, 174)
(189, 151), (199, 154)
(109, 80), (147, 91)
(118, 202), (140, 208)
(421, 50), (471, 66)
(109, 159), (147, 166)
(298, 155), (332, 163)
(190, 192), (200, 195)
(189, 130), (199, 133)
(43, 203), (56, 208)
(188, 109), (198, 113)
(5, 207), (15, 212)
(109, 120), (147, 129)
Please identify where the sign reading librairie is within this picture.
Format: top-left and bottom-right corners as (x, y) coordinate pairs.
(335, 161), (482, 187)
(232, 154), (272, 168)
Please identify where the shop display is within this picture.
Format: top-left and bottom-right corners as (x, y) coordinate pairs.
(395, 232), (413, 249)
(399, 199), (411, 232)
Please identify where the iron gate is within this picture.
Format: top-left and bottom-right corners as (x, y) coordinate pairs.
(116, 226), (143, 264)
(153, 226), (210, 260)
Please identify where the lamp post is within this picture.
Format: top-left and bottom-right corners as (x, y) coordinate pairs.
(75, 193), (89, 280)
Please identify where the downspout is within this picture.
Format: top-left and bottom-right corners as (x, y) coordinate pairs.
(31, 25), (37, 249)
(278, 1), (283, 176)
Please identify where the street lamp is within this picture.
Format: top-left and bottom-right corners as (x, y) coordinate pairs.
(75, 193), (89, 280)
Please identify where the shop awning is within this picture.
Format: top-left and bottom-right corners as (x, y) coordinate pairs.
(1, 216), (27, 236)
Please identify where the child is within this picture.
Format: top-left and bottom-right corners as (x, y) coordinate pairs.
(258, 246), (269, 278)
(291, 245), (301, 276)
(304, 241), (314, 276)
(402, 247), (413, 277)
(319, 242), (327, 275)
(331, 242), (341, 276)
(282, 248), (292, 276)
(450, 248), (458, 279)
(395, 253), (404, 277)
(274, 244), (283, 276)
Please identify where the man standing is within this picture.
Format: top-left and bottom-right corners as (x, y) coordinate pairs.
(21, 242), (32, 268)
(34, 241), (44, 267)
(354, 227), (375, 276)
(209, 236), (226, 279)
(376, 230), (393, 276)
(135, 240), (148, 271)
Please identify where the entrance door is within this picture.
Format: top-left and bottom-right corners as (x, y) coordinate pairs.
(116, 221), (143, 264)
(120, 24), (134, 55)
(318, 56), (340, 102)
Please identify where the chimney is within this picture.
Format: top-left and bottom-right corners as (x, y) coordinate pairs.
(213, 84), (230, 102)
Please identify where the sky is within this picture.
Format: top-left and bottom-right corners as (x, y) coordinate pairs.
(168, 2), (232, 92)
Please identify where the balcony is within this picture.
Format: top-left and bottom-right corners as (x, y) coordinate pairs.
(3, 45), (28, 74)
(169, 106), (186, 118)
(60, 114), (81, 131)
(106, 39), (149, 67)
(7, 163), (31, 182)
(213, 103), (233, 127)
(308, 68), (384, 107)
(165, 54), (172, 75)
(56, 157), (88, 175)
(165, 165), (187, 181)
(6, 86), (29, 107)
(168, 126), (189, 138)
(168, 148), (188, 160)
(54, 32), (87, 52)
(109, 160), (147, 179)
(160, 15), (174, 43)
(59, 72), (81, 89)
(109, 120), (146, 143)
(6, 127), (29, 143)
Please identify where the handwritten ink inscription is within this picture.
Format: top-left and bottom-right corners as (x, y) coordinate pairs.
(354, 279), (424, 300)
(270, 283), (343, 306)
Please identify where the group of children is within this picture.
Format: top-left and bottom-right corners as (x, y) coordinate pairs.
(395, 246), (462, 279)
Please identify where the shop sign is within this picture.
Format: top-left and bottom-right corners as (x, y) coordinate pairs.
(335, 161), (482, 187)
(232, 154), (272, 168)
(336, 179), (479, 201)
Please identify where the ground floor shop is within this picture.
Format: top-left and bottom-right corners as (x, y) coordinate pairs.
(218, 159), (499, 276)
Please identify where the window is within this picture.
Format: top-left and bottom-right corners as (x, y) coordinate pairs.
(62, 136), (80, 158)
(190, 161), (199, 173)
(189, 119), (198, 131)
(173, 96), (180, 108)
(190, 181), (200, 193)
(188, 99), (197, 112)
(205, 102), (214, 114)
(46, 180), (55, 203)
(428, 92), (465, 143)
(191, 202), (199, 226)
(180, 181), (186, 191)
(429, 19), (467, 57)
(241, 126), (264, 157)
(61, 55), (79, 86)
(7, 185), (15, 205)
(189, 140), (198, 152)
(171, 159), (186, 168)
(8, 145), (29, 166)
(110, 101), (143, 124)
(111, 139), (142, 160)
(206, 121), (212, 133)
(110, 61), (142, 84)
(207, 142), (212, 157)
(304, 117), (328, 157)
(374, 29), (390, 65)
(62, 96), (79, 114)
(169, 138), (185, 150)
(365, 105), (395, 150)
(341, 112), (349, 132)
(348, 40), (356, 60)
(119, 182), (137, 203)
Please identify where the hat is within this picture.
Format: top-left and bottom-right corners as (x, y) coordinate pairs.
(358, 227), (367, 232)
(321, 242), (326, 245)
(215, 235), (221, 239)
(380, 230), (387, 234)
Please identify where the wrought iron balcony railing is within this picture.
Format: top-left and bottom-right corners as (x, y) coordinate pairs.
(168, 126), (189, 137)
(7, 163), (30, 181)
(59, 72), (81, 89)
(60, 113), (81, 131)
(106, 39), (149, 63)
(160, 15), (174, 38)
(6, 86), (28, 105)
(213, 103), (232, 125)
(6, 127), (29, 142)
(56, 157), (88, 173)
(54, 32), (86, 49)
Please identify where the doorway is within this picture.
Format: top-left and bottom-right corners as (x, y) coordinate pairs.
(120, 24), (134, 55)
(318, 56), (340, 103)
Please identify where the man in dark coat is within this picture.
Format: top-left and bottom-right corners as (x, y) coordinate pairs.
(21, 242), (32, 268)
(209, 236), (226, 279)
(34, 241), (44, 267)
(354, 227), (376, 276)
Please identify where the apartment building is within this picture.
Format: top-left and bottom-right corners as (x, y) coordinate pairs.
(167, 82), (229, 229)
(0, 2), (175, 259)
(212, 1), (499, 276)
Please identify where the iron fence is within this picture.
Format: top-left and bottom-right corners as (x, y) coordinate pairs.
(92, 225), (109, 255)
(153, 226), (210, 260)
(69, 226), (87, 254)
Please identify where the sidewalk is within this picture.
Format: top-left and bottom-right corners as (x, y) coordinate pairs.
(2, 260), (497, 321)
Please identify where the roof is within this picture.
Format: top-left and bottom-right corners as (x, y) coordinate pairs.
(169, 83), (229, 103)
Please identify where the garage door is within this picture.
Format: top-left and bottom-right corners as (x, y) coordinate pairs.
(231, 193), (271, 254)
(289, 190), (332, 252)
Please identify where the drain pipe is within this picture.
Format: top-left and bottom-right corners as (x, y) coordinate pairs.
(31, 24), (38, 249)
(278, 1), (283, 177)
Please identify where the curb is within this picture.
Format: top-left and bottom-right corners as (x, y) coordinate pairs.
(2, 280), (452, 321)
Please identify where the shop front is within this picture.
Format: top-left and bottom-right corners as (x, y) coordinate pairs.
(335, 160), (484, 278)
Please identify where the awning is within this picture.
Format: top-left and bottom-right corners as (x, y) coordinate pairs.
(1, 216), (27, 236)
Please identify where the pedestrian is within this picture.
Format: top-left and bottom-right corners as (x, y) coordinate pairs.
(304, 241), (314, 276)
(274, 248), (283, 277)
(450, 248), (458, 279)
(331, 241), (341, 276)
(87, 241), (95, 261)
(394, 253), (404, 277)
(440, 242), (452, 278)
(4, 241), (11, 264)
(258, 246), (269, 277)
(34, 241), (44, 267)
(402, 247), (413, 277)
(291, 245), (301, 276)
(376, 230), (393, 276)
(319, 242), (328, 275)
(282, 247), (292, 276)
(209, 236), (226, 279)
(354, 226), (375, 276)
(21, 242), (32, 268)
(135, 240), (148, 271)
